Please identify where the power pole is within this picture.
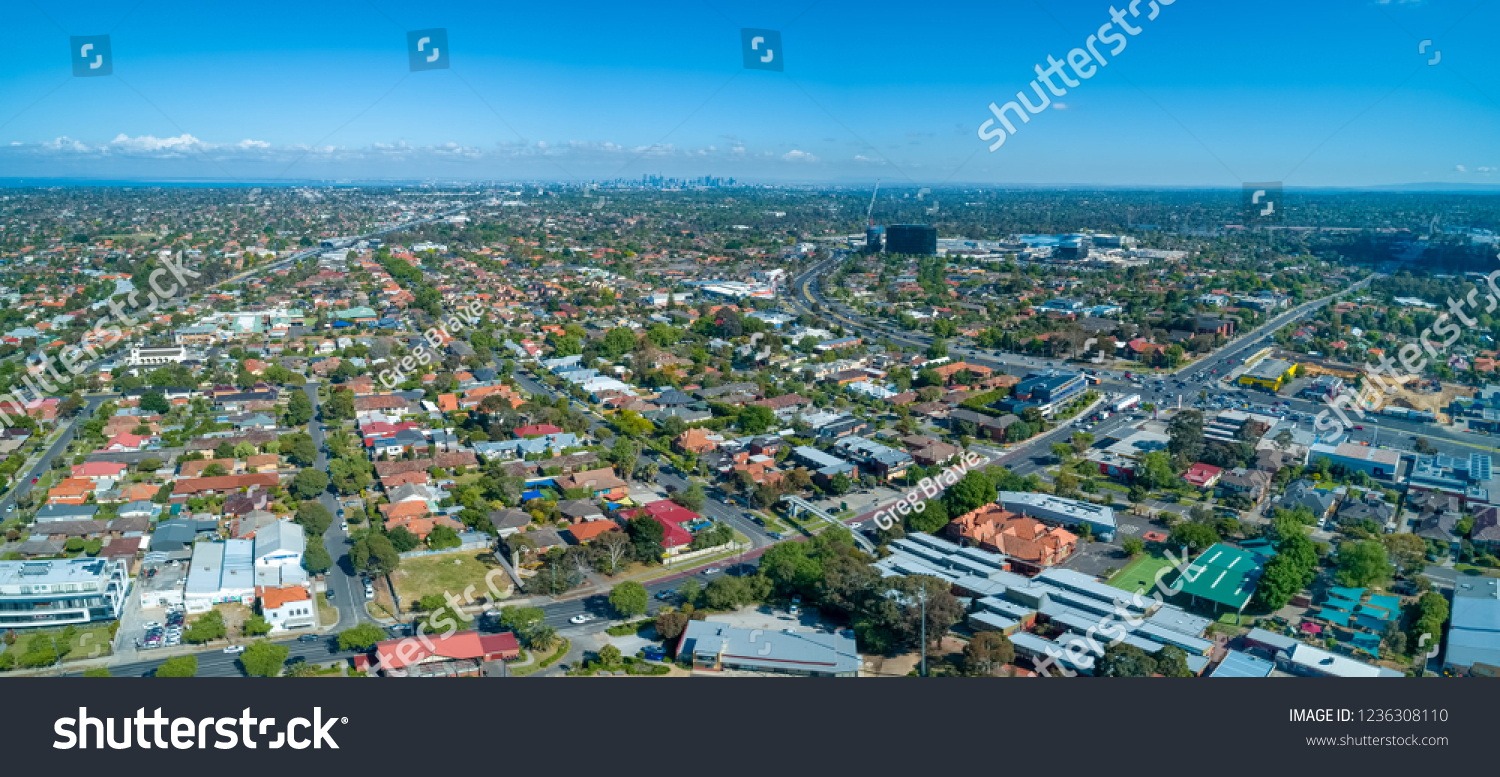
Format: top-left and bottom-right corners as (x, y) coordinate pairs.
(919, 584), (928, 678)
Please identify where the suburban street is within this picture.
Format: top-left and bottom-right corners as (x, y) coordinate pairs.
(0, 394), (112, 515)
(303, 381), (371, 629)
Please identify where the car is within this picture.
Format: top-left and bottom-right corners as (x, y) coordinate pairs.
(142, 621), (162, 631)
(702, 567), (720, 575)
(223, 645), (246, 654)
(340, 521), (348, 531)
(569, 614), (593, 625)
(326, 589), (335, 600)
(789, 604), (801, 616)
(642, 647), (667, 661)
(30, 477), (37, 484)
(296, 634), (320, 642)
(656, 590), (673, 600)
(1353, 426), (1364, 430)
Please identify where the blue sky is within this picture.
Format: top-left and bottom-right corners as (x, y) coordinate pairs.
(0, 0), (1496, 186)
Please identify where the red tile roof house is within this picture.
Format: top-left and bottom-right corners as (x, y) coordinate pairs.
(71, 461), (128, 482)
(354, 630), (521, 677)
(1183, 462), (1224, 489)
(513, 423), (563, 439)
(617, 501), (697, 556)
(554, 467), (629, 500)
(103, 433), (151, 452)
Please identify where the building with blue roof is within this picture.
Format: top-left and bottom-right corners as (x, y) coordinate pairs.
(1445, 577), (1500, 676)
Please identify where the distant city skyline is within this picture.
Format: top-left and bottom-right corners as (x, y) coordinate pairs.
(0, 0), (1495, 186)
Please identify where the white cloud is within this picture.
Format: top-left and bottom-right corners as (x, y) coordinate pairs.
(782, 150), (817, 162)
(1455, 164), (1467, 172)
(1053, 102), (1069, 110)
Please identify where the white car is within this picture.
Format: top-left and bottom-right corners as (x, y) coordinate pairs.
(223, 645), (246, 654)
(569, 614), (592, 625)
(340, 521), (348, 531)
(142, 621), (162, 631)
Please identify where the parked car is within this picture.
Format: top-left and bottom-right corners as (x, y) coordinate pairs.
(326, 589), (335, 600)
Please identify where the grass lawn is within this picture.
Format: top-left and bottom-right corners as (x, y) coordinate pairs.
(510, 639), (568, 677)
(60, 625), (115, 660)
(318, 597), (340, 627)
(1454, 564), (1500, 578)
(390, 551), (504, 611)
(1108, 552), (1175, 594)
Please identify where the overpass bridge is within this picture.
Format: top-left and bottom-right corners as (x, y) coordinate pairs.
(779, 494), (877, 553)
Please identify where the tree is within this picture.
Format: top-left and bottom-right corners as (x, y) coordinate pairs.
(738, 404), (775, 435)
(302, 543), (333, 575)
(242, 615), (273, 637)
(944, 471), (996, 517)
(963, 631), (1016, 676)
(677, 578), (702, 607)
(596, 530), (632, 574)
(155, 655), (198, 677)
(1166, 410), (1204, 468)
(905, 499), (949, 534)
(655, 610), (689, 640)
(1122, 537), (1145, 557)
(598, 644), (622, 666)
(291, 469), (329, 500)
(285, 436), (317, 468)
(183, 611), (227, 644)
(239, 641), (290, 677)
(1168, 522), (1220, 552)
(294, 503), (334, 537)
(202, 463), (228, 477)
(83, 667), (112, 677)
(337, 623), (385, 652)
(351, 533), (400, 576)
(325, 389), (355, 420)
(233, 441), (259, 458)
(1381, 533), (1427, 575)
(286, 391), (314, 425)
(522, 624), (558, 654)
(672, 482), (706, 512)
(609, 580), (649, 618)
(387, 526), (420, 553)
(1096, 642), (1157, 677)
(139, 391), (170, 414)
(1335, 540), (1391, 588)
(1051, 443), (1074, 463)
(427, 524), (462, 550)
(626, 516), (665, 562)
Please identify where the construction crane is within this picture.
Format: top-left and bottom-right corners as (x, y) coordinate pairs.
(866, 179), (881, 226)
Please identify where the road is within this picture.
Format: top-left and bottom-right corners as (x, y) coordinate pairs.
(303, 381), (371, 629)
(0, 395), (112, 514)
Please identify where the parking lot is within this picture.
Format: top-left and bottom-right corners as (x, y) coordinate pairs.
(130, 560), (188, 651)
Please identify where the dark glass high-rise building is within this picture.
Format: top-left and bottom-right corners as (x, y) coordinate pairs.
(865, 225), (884, 253)
(885, 224), (937, 255)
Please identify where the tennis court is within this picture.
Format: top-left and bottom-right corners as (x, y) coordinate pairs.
(1108, 552), (1176, 594)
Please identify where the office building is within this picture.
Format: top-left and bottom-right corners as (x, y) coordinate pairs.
(0, 558), (130, 628)
(884, 224), (937, 256)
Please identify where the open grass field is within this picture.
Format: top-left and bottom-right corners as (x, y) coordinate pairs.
(390, 551), (504, 610)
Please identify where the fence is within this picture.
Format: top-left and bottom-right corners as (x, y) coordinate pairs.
(397, 536), (494, 559)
